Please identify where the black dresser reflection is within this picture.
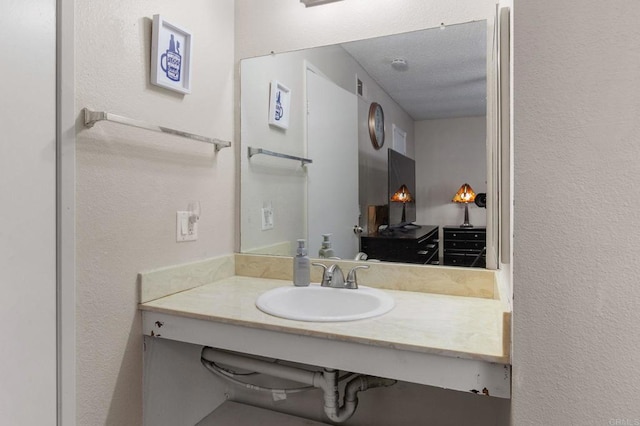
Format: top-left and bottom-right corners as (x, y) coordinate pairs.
(359, 225), (439, 265)
(442, 226), (486, 268)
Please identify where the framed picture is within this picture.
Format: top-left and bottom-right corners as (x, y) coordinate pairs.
(151, 15), (193, 94)
(392, 123), (407, 155)
(268, 80), (291, 129)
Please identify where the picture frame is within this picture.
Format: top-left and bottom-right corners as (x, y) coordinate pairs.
(150, 15), (193, 94)
(268, 80), (291, 129)
(392, 123), (407, 155)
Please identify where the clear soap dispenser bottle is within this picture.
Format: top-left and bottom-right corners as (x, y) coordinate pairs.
(318, 234), (335, 258)
(293, 239), (310, 287)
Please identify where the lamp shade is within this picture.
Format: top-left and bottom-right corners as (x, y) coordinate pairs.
(390, 184), (414, 203)
(452, 183), (476, 204)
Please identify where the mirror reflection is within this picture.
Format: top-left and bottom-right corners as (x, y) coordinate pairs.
(240, 20), (489, 268)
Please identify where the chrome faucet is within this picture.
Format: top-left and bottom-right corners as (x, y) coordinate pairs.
(326, 264), (346, 288)
(312, 263), (369, 289)
(313, 263), (345, 288)
(353, 252), (368, 261)
(345, 265), (369, 289)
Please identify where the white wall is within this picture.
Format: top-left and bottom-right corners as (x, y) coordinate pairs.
(415, 116), (487, 227)
(0, 1), (57, 424)
(235, 0), (497, 60)
(512, 0), (640, 424)
(240, 46), (354, 255)
(240, 54), (307, 256)
(75, 0), (235, 424)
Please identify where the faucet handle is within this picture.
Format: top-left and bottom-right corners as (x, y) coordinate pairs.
(312, 262), (330, 286)
(326, 264), (345, 288)
(345, 265), (370, 289)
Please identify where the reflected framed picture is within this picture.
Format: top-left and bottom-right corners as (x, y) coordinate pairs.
(268, 80), (291, 129)
(150, 15), (193, 94)
(392, 124), (407, 155)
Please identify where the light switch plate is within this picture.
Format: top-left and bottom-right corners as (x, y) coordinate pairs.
(261, 205), (274, 230)
(177, 211), (197, 242)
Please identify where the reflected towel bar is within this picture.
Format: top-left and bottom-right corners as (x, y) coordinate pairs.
(83, 108), (232, 151)
(248, 147), (312, 166)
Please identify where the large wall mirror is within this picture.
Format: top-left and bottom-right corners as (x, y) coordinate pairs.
(240, 19), (503, 269)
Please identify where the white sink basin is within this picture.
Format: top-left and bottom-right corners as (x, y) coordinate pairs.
(255, 284), (395, 322)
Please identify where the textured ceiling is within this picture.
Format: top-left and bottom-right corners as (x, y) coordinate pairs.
(341, 20), (487, 121)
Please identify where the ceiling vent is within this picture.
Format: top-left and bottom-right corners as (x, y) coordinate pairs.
(391, 58), (408, 71)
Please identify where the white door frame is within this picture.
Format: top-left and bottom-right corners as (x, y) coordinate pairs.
(57, 0), (76, 424)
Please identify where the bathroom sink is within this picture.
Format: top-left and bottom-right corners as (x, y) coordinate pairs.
(255, 284), (395, 322)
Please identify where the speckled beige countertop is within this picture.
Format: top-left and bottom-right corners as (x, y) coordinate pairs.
(140, 273), (510, 364)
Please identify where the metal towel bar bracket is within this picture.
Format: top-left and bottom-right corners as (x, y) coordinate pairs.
(248, 147), (312, 166)
(83, 108), (231, 152)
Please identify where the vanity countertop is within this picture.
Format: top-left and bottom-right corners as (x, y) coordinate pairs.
(139, 275), (509, 364)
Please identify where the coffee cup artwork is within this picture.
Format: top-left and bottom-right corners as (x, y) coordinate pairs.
(274, 90), (284, 122)
(151, 15), (192, 94)
(267, 81), (291, 130)
(161, 35), (182, 82)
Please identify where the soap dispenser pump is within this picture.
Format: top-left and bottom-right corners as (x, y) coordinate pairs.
(293, 239), (310, 287)
(318, 234), (335, 258)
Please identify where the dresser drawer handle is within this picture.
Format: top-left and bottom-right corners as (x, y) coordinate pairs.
(425, 244), (436, 249)
(417, 250), (429, 255)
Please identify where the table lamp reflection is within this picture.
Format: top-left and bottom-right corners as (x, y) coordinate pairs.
(452, 183), (476, 228)
(390, 184), (414, 224)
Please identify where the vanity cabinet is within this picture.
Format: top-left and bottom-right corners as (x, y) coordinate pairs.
(139, 254), (512, 423)
(359, 225), (439, 264)
(443, 226), (486, 268)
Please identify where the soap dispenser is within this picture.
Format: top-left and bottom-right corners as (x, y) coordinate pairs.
(293, 239), (310, 287)
(318, 234), (335, 258)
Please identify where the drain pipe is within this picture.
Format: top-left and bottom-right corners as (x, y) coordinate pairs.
(321, 368), (396, 423)
(201, 348), (396, 423)
(202, 347), (321, 386)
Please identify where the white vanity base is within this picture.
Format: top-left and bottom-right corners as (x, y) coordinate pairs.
(142, 311), (510, 399)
